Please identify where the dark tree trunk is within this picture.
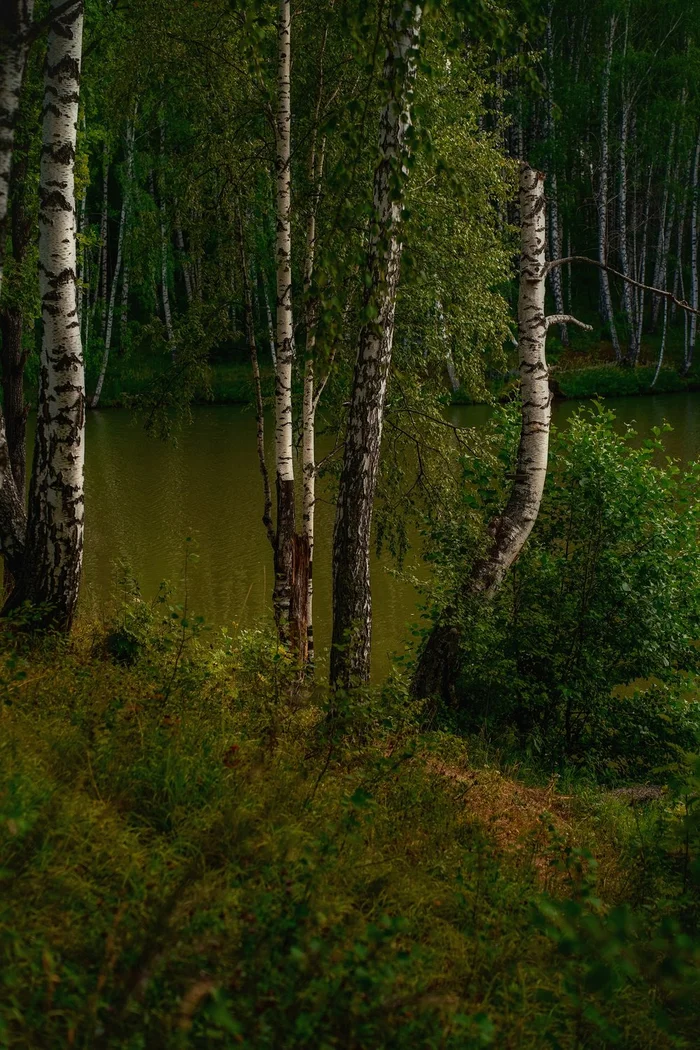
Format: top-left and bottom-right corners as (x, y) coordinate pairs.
(0, 310), (28, 497)
(330, 1), (422, 689)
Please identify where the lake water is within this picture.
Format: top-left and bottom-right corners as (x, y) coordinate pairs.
(73, 393), (700, 678)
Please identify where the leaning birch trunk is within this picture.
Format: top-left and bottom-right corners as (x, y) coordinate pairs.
(597, 16), (621, 361)
(687, 127), (700, 374)
(272, 0), (298, 645)
(330, 1), (422, 689)
(91, 119), (133, 408)
(0, 1), (35, 299)
(10, 0), (85, 629)
(411, 163), (591, 701)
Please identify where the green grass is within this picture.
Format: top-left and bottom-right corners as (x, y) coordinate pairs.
(1, 603), (699, 1048)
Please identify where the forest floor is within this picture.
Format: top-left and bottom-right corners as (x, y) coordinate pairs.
(1, 608), (698, 1048)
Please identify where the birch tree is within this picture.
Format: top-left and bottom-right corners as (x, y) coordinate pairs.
(10, 0), (85, 628)
(330, 1), (423, 689)
(92, 117), (134, 408)
(412, 163), (591, 699)
(596, 15), (621, 362)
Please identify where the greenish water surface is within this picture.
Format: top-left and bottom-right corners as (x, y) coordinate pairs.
(69, 392), (700, 678)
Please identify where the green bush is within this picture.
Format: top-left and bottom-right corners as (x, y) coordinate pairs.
(429, 406), (700, 777)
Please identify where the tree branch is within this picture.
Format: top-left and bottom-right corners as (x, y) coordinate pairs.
(22, 0), (82, 47)
(545, 314), (593, 332)
(545, 256), (700, 318)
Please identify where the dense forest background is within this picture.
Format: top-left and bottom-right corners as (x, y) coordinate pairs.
(4, 2), (700, 1046)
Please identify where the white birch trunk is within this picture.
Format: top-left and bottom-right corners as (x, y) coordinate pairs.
(331, 1), (422, 688)
(597, 16), (621, 361)
(18, 0), (85, 629)
(617, 12), (638, 364)
(545, 7), (568, 346)
(120, 260), (129, 346)
(651, 126), (677, 330)
(99, 140), (109, 336)
(150, 167), (175, 354)
(0, 1), (35, 298)
(300, 111), (327, 668)
(411, 163), (592, 699)
(672, 149), (692, 323)
(687, 127), (700, 373)
(635, 163), (653, 351)
(175, 221), (193, 304)
(262, 275), (277, 366)
(651, 298), (668, 388)
(272, 0), (296, 640)
(92, 119), (133, 408)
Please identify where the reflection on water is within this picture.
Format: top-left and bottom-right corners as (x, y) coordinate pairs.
(30, 391), (700, 680)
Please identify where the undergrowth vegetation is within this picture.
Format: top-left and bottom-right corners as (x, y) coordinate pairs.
(2, 582), (700, 1048)
(426, 407), (700, 780)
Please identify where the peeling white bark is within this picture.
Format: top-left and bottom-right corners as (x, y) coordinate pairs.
(272, 0), (296, 638)
(411, 163), (592, 700)
(19, 0), (85, 628)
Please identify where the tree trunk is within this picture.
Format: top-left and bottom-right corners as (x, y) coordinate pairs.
(272, 0), (297, 644)
(412, 163), (591, 701)
(0, 82), (33, 498)
(545, 6), (568, 346)
(619, 101), (639, 362)
(175, 221), (193, 305)
(330, 1), (422, 689)
(92, 118), (134, 408)
(261, 274), (277, 367)
(672, 149), (692, 325)
(119, 260), (129, 350)
(237, 205), (274, 552)
(150, 168), (175, 354)
(0, 0), (35, 299)
(299, 74), (328, 670)
(651, 126), (677, 331)
(10, 0), (85, 629)
(687, 126), (700, 374)
(597, 16), (620, 361)
(635, 163), (653, 350)
(98, 140), (109, 335)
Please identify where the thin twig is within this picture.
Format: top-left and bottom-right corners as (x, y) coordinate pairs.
(546, 257), (700, 317)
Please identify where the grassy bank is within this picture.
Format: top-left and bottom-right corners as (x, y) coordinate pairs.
(1, 603), (699, 1048)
